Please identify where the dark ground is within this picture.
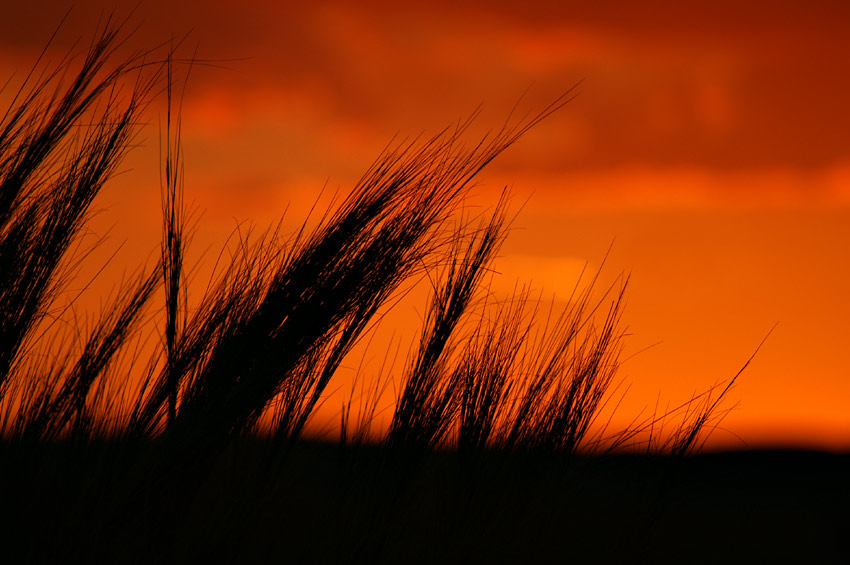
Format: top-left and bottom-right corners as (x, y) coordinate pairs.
(2, 440), (847, 563)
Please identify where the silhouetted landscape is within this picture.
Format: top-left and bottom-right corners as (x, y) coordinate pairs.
(0, 16), (847, 564)
(3, 439), (848, 562)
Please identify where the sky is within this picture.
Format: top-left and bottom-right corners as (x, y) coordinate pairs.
(2, 1), (850, 450)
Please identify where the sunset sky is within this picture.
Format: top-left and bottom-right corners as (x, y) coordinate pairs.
(2, 1), (849, 450)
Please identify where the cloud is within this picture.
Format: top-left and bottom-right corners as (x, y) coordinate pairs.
(5, 1), (850, 173)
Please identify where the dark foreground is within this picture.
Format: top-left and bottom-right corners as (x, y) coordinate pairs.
(1, 440), (847, 563)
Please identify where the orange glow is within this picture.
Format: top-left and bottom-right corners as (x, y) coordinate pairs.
(3, 1), (850, 450)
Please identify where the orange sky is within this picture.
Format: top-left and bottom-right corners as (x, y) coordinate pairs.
(3, 1), (850, 450)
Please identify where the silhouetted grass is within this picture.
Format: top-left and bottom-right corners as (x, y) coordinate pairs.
(161, 44), (191, 432)
(386, 196), (509, 454)
(0, 15), (166, 438)
(0, 17), (774, 563)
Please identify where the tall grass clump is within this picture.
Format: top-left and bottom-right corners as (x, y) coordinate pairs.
(0, 16), (740, 457)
